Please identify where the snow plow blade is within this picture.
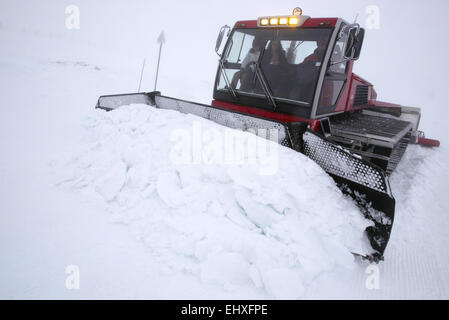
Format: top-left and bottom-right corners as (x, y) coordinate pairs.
(96, 91), (395, 261)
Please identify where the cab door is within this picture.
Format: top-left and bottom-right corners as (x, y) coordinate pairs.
(316, 24), (350, 116)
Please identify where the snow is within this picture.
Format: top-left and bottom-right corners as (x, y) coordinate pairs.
(52, 104), (371, 299)
(1, 0), (449, 299)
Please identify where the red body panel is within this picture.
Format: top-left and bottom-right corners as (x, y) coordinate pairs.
(302, 18), (338, 27)
(234, 20), (258, 28)
(211, 100), (312, 124)
(418, 137), (441, 147)
(345, 73), (374, 113)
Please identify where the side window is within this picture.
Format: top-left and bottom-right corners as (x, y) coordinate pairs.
(225, 32), (254, 64)
(329, 32), (348, 73)
(218, 31), (254, 91)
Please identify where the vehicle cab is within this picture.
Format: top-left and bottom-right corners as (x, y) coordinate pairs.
(212, 8), (366, 123)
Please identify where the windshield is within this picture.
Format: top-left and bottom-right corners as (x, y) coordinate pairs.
(216, 28), (333, 107)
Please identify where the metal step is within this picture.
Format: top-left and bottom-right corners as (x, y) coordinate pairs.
(327, 112), (413, 175)
(329, 113), (413, 149)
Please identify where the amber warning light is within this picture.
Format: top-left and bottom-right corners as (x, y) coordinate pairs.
(258, 14), (308, 27)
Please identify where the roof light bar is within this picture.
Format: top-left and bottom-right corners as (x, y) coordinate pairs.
(257, 15), (310, 28)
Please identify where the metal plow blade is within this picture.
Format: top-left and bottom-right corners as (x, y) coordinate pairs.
(96, 92), (153, 111)
(96, 91), (395, 261)
(303, 131), (395, 261)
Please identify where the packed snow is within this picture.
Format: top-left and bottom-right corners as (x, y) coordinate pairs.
(52, 103), (372, 298)
(1, 0), (449, 299)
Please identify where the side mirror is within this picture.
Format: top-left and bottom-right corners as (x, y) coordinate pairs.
(215, 25), (230, 56)
(344, 25), (365, 60)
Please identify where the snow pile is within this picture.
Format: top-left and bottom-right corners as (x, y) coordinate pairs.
(54, 104), (371, 298)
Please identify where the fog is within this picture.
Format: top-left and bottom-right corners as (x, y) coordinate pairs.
(1, 1), (447, 127)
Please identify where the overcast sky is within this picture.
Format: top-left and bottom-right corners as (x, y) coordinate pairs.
(1, 0), (447, 133)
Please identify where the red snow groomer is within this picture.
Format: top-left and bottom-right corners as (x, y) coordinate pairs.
(95, 8), (440, 261)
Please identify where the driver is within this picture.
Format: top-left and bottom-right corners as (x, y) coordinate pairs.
(261, 40), (290, 97)
(303, 36), (328, 63)
(288, 36), (328, 102)
(241, 37), (265, 69)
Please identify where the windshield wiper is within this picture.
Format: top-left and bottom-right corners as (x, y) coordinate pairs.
(250, 45), (278, 110)
(218, 59), (238, 100)
(251, 62), (277, 110)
